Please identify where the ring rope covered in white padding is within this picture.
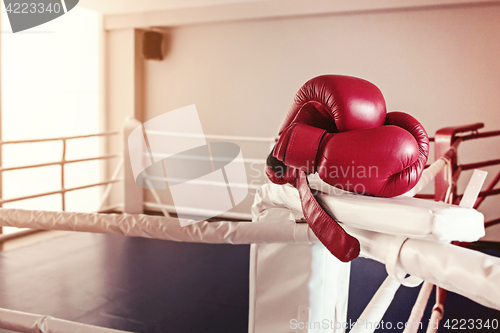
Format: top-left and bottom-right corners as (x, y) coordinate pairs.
(253, 183), (500, 311)
(343, 225), (500, 311)
(1, 184), (498, 311)
(0, 208), (318, 245)
(0, 308), (132, 333)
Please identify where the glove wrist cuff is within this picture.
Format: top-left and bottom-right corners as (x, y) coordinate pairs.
(284, 124), (326, 173)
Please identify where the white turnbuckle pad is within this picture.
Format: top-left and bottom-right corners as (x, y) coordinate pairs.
(310, 175), (485, 242)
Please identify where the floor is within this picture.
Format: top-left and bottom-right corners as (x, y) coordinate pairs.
(0, 232), (250, 333)
(0, 232), (499, 332)
(0, 230), (72, 252)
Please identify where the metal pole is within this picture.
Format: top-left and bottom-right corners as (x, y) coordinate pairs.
(61, 139), (66, 211)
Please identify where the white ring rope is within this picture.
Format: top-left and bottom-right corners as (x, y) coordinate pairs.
(347, 152), (482, 333)
(0, 153), (495, 333)
(385, 236), (423, 288)
(0, 308), (131, 333)
(0, 208), (318, 245)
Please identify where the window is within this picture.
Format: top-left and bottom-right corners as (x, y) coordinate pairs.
(1, 6), (101, 234)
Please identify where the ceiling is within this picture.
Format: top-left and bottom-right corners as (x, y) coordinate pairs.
(79, 0), (268, 15)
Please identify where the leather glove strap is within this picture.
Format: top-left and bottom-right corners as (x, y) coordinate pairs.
(297, 171), (360, 262)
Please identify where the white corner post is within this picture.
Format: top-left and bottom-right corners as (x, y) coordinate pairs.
(123, 117), (144, 214)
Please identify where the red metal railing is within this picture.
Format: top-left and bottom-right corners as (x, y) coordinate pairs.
(415, 122), (500, 332)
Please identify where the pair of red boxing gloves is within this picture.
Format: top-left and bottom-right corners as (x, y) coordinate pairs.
(266, 75), (429, 262)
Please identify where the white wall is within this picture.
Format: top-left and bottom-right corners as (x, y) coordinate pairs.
(138, 3), (500, 238)
(105, 28), (144, 211)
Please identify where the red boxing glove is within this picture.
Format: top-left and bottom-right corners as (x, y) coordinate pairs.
(273, 112), (429, 197)
(279, 74), (387, 133)
(266, 74), (387, 185)
(266, 74), (429, 262)
(265, 154), (298, 186)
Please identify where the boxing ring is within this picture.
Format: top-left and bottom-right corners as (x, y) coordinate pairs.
(0, 120), (499, 332)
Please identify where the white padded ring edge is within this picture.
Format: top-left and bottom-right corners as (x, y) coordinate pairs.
(386, 236), (423, 287)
